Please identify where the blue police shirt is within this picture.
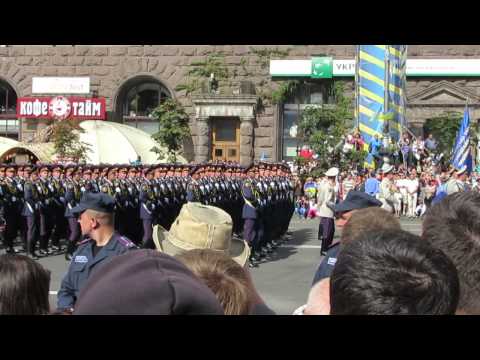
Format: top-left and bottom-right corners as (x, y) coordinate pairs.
(57, 232), (137, 311)
(312, 243), (340, 286)
(364, 178), (380, 196)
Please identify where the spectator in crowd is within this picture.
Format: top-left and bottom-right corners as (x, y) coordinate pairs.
(330, 229), (460, 315)
(153, 202), (250, 267)
(295, 196), (309, 219)
(364, 171), (380, 197)
(293, 278), (330, 315)
(400, 134), (411, 169)
(406, 171), (420, 219)
(73, 250), (224, 315)
(304, 177), (317, 201)
(152, 202), (275, 314)
(56, 192), (137, 313)
(294, 177), (303, 202)
(370, 134), (382, 168)
(353, 132), (365, 151)
(422, 192), (480, 315)
(341, 173), (356, 200)
(0, 254), (51, 315)
(423, 177), (437, 210)
(312, 202), (398, 285)
(424, 133), (437, 155)
(176, 249), (256, 315)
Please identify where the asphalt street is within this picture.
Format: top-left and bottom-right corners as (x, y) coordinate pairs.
(1, 216), (423, 315)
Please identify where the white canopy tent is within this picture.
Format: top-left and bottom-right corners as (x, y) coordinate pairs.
(0, 121), (187, 164)
(77, 120), (186, 164)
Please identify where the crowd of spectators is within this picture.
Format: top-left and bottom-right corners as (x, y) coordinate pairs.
(1, 131), (480, 315)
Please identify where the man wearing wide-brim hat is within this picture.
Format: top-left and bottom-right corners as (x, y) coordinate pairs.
(378, 162), (396, 213)
(316, 167), (339, 255)
(152, 202), (250, 267)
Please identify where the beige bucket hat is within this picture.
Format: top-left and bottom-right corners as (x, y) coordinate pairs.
(153, 202), (250, 267)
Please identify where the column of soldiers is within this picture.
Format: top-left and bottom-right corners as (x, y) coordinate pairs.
(0, 161), (294, 268)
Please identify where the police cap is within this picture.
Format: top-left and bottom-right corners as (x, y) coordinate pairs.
(71, 192), (116, 215)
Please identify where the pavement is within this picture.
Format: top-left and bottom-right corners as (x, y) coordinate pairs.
(0, 216), (423, 315)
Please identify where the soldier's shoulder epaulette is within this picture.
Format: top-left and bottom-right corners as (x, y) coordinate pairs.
(118, 235), (136, 248)
(78, 238), (91, 246)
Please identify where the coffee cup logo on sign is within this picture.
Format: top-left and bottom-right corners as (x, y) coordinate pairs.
(48, 96), (72, 120)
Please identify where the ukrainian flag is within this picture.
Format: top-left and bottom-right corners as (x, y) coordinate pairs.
(356, 45), (387, 168)
(356, 45), (407, 167)
(387, 45), (408, 142)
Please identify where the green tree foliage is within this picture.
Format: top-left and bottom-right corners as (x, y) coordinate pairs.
(297, 82), (363, 171)
(52, 119), (91, 163)
(150, 99), (191, 163)
(424, 111), (465, 161)
(175, 53), (229, 96)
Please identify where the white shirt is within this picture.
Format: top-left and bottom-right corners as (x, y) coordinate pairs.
(405, 178), (419, 194)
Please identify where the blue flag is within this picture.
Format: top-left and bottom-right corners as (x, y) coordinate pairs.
(452, 106), (471, 173)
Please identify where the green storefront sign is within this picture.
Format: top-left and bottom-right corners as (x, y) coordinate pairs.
(311, 57), (333, 78)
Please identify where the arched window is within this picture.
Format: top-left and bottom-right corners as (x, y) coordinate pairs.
(0, 80), (19, 140)
(117, 76), (171, 135)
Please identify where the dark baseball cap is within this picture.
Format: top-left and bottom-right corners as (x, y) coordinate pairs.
(334, 191), (382, 214)
(71, 192), (116, 215)
(74, 250), (224, 315)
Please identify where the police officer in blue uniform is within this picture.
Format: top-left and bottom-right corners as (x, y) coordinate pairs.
(311, 191), (382, 286)
(57, 192), (137, 313)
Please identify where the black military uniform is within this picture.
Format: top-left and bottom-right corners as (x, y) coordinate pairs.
(64, 165), (83, 260)
(22, 165), (40, 259)
(50, 164), (67, 252)
(3, 164), (23, 254)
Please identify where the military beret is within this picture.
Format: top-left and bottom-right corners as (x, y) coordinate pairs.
(6, 164), (17, 171)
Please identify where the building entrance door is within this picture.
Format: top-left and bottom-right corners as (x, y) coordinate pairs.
(211, 117), (240, 162)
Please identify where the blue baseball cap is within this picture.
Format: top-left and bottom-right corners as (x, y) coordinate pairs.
(71, 192), (116, 214)
(334, 191), (382, 214)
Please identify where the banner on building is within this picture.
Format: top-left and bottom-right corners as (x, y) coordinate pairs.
(17, 96), (106, 120)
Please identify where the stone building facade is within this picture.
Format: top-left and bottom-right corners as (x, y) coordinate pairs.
(1, 45), (480, 165)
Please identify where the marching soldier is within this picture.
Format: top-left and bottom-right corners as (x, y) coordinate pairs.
(241, 165), (261, 267)
(22, 165), (41, 259)
(37, 164), (55, 255)
(50, 164), (67, 252)
(139, 166), (156, 249)
(3, 164), (23, 254)
(64, 165), (83, 260)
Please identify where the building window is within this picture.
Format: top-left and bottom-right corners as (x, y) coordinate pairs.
(123, 82), (170, 117)
(0, 80), (19, 140)
(279, 80), (333, 161)
(117, 76), (171, 135)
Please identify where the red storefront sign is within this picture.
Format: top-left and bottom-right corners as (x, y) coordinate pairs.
(17, 96), (106, 120)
